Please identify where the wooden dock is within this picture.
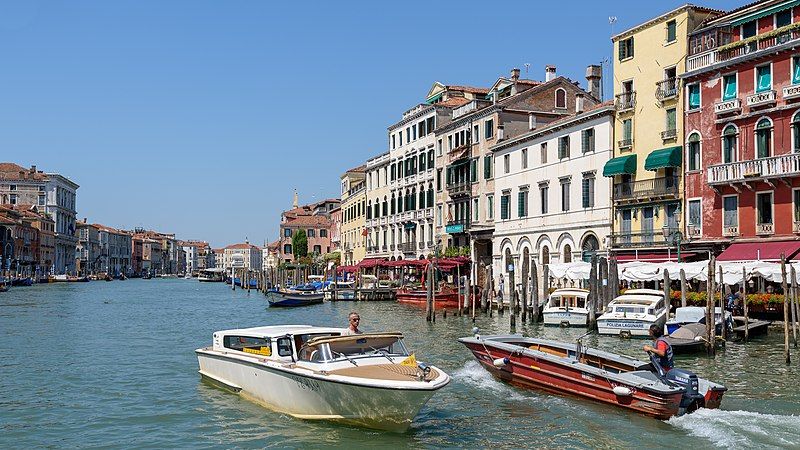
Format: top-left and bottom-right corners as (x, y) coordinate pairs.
(732, 316), (771, 338)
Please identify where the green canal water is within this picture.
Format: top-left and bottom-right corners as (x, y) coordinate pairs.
(1, 279), (799, 449)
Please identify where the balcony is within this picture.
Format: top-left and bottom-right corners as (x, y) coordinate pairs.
(613, 176), (679, 203)
(723, 225), (739, 237)
(447, 182), (472, 197)
(661, 129), (677, 140)
(367, 245), (378, 252)
(655, 79), (678, 101)
(714, 98), (741, 116)
(687, 26), (800, 73)
(618, 138), (633, 150)
(610, 229), (678, 248)
(707, 153), (800, 186)
(445, 220), (469, 234)
(686, 225), (701, 238)
(746, 90), (776, 108)
(418, 242), (425, 250)
(400, 242), (416, 253)
(784, 84), (800, 100)
(757, 223), (774, 235)
(794, 221), (800, 233)
(390, 244), (396, 250)
(615, 91), (636, 112)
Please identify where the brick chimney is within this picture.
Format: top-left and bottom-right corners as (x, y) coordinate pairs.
(528, 112), (537, 130)
(30, 165), (36, 173)
(545, 65), (557, 82)
(576, 93), (585, 113)
(510, 67), (520, 95)
(586, 64), (602, 100)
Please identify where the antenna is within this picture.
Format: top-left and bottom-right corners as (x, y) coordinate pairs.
(609, 16), (618, 37)
(524, 63), (531, 76)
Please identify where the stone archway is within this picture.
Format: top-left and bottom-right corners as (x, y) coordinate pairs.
(581, 234), (600, 262)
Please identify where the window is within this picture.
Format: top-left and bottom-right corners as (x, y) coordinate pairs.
(428, 149), (434, 169)
(436, 169), (442, 191)
(522, 148), (528, 169)
(484, 155), (493, 179)
(419, 189), (425, 209)
(618, 37), (634, 60)
(276, 337), (293, 357)
(487, 195), (494, 220)
(223, 335), (271, 354)
(794, 57), (800, 85)
(473, 198), (479, 221)
(320, 229), (327, 238)
(582, 174), (595, 208)
(436, 205), (443, 226)
(473, 124), (479, 143)
(722, 125), (738, 163)
(307, 229), (316, 237)
(485, 119), (494, 139)
(777, 9), (792, 27)
(313, 245), (322, 254)
(503, 154), (510, 173)
(687, 133), (701, 171)
(399, 131), (403, 146)
(742, 20), (757, 39)
(757, 191), (773, 225)
(38, 194), (45, 206)
(723, 74), (737, 100)
(419, 154), (426, 172)
(470, 158), (477, 182)
(793, 112), (800, 152)
(794, 190), (800, 224)
(283, 228), (292, 237)
(622, 119), (633, 143)
(666, 20), (676, 43)
(723, 195), (738, 229)
(558, 136), (570, 159)
(555, 89), (566, 109)
(540, 142), (548, 163)
(755, 118), (772, 158)
(518, 189), (528, 218)
(540, 185), (549, 214)
(500, 193), (510, 220)
(688, 199), (701, 232)
(406, 127), (411, 142)
(665, 108), (676, 133)
(560, 179), (570, 212)
(9, 194), (17, 205)
(447, 135), (452, 150)
(756, 65), (772, 92)
(437, 139), (443, 156)
(687, 83), (700, 110)
(581, 128), (595, 153)
(283, 244), (292, 254)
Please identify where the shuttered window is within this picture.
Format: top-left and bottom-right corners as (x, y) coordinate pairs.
(558, 136), (570, 159)
(581, 128), (595, 153)
(582, 175), (594, 208)
(484, 155), (493, 179)
(518, 190), (528, 218)
(500, 194), (510, 220)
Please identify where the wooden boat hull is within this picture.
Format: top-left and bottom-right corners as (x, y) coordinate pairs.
(459, 337), (689, 420)
(396, 289), (460, 308)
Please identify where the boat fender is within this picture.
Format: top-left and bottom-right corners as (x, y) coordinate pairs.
(613, 386), (632, 396)
(472, 327), (480, 339)
(493, 357), (510, 368)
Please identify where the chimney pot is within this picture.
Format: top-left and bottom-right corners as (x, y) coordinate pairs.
(529, 113), (537, 130)
(497, 125), (505, 141)
(576, 93), (585, 113)
(585, 64), (602, 100)
(511, 68), (520, 81)
(545, 65), (557, 82)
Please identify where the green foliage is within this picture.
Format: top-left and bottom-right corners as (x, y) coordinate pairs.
(324, 251), (341, 263)
(292, 229), (308, 259)
(443, 246), (470, 257)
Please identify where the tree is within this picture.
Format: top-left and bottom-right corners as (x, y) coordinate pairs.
(292, 229), (308, 259)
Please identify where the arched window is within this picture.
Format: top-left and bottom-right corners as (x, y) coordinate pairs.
(581, 235), (599, 262)
(390, 193), (396, 214)
(541, 246), (550, 265)
(411, 188), (417, 210)
(563, 244), (572, 263)
(418, 187), (425, 209)
(555, 88), (567, 109)
(427, 182), (434, 206)
(374, 200), (380, 218)
(755, 118), (772, 159)
(687, 132), (701, 171)
(366, 200), (372, 220)
(792, 111), (800, 153)
(397, 192), (403, 213)
(722, 124), (738, 164)
(382, 196), (388, 216)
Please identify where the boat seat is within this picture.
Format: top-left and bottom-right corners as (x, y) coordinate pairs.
(529, 345), (567, 358)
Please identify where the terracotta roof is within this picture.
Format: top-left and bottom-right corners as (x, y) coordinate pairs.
(0, 163), (47, 181)
(224, 243), (261, 250)
(436, 97), (471, 108)
(446, 85), (490, 94)
(346, 164), (366, 173)
(285, 215), (331, 227)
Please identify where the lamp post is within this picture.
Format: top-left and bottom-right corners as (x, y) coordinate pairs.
(662, 227), (683, 262)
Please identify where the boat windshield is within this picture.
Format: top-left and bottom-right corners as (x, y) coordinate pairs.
(552, 294), (585, 308)
(614, 306), (646, 314)
(298, 334), (409, 363)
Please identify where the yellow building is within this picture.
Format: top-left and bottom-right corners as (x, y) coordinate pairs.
(339, 165), (367, 265)
(604, 5), (719, 261)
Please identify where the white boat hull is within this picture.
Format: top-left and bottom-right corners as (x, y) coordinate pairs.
(196, 350), (443, 432)
(597, 313), (667, 337)
(543, 310), (589, 326)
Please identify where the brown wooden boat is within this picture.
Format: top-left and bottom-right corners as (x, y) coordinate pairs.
(396, 284), (460, 308)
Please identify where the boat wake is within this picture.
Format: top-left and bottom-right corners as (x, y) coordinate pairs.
(668, 408), (800, 449)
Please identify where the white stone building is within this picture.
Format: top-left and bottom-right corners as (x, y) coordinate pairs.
(491, 102), (614, 297)
(363, 152), (390, 258)
(222, 243), (262, 271)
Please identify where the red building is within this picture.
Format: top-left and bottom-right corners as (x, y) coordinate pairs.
(683, 0), (800, 260)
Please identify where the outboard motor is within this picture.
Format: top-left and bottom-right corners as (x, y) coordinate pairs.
(665, 368), (704, 413)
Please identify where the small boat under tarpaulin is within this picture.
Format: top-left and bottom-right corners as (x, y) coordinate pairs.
(459, 333), (726, 419)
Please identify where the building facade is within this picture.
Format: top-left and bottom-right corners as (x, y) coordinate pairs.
(339, 165), (367, 265)
(363, 152), (390, 259)
(683, 0), (800, 258)
(222, 242), (262, 271)
(277, 193), (340, 264)
(76, 220), (100, 275)
(606, 5), (719, 262)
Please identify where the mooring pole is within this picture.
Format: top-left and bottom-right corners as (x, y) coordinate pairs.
(781, 254), (791, 364)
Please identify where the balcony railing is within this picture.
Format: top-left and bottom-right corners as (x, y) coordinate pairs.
(610, 229), (679, 248)
(723, 225), (739, 237)
(746, 90), (776, 108)
(400, 242), (417, 253)
(613, 176), (679, 202)
(707, 153), (800, 185)
(714, 98), (741, 115)
(661, 129), (677, 140)
(686, 225), (701, 238)
(655, 79), (678, 101)
(784, 84), (800, 100)
(757, 223), (774, 235)
(615, 91), (636, 112)
(618, 138), (633, 150)
(447, 182), (472, 197)
(687, 26), (800, 73)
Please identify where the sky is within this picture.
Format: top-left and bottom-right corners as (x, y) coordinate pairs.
(0, 0), (736, 248)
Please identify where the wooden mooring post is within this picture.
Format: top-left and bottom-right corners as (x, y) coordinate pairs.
(781, 254), (791, 364)
(706, 259), (715, 355)
(426, 262), (433, 322)
(718, 265), (726, 341)
(742, 266), (749, 343)
(680, 269), (687, 308)
(531, 262), (540, 323)
(791, 266), (798, 348)
(588, 255), (598, 330)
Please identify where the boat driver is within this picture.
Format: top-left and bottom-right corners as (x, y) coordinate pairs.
(342, 312), (363, 335)
(643, 324), (674, 372)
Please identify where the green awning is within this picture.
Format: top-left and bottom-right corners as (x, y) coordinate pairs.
(426, 93), (443, 104)
(731, 0), (800, 26)
(645, 146), (682, 171)
(602, 155), (637, 177)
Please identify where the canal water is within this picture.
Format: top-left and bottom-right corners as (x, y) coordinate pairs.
(1, 279), (798, 449)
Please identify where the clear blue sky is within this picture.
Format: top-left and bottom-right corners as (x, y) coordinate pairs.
(0, 0), (735, 248)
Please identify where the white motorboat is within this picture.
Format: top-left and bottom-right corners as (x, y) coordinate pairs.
(597, 289), (668, 337)
(543, 288), (591, 326)
(197, 268), (225, 282)
(665, 306), (733, 335)
(195, 325), (449, 432)
(324, 281), (356, 301)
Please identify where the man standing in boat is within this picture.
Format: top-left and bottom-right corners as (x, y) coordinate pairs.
(342, 312), (362, 335)
(643, 324), (674, 372)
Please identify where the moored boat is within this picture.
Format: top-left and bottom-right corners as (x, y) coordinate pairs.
(50, 275), (91, 283)
(267, 289), (325, 307)
(11, 277), (33, 287)
(396, 284), (460, 308)
(324, 280), (356, 301)
(198, 268), (225, 282)
(196, 326), (449, 431)
(665, 306), (732, 336)
(458, 332), (726, 419)
(543, 288), (592, 327)
(597, 289), (668, 337)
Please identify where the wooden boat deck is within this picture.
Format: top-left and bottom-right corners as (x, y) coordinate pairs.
(330, 363), (439, 382)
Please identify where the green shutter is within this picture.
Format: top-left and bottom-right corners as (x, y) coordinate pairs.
(581, 130), (588, 153)
(446, 168), (452, 185)
(470, 159), (477, 182)
(518, 191), (525, 217)
(484, 156), (492, 179)
(618, 40), (625, 60)
(757, 66), (772, 92)
(723, 75), (736, 100)
(794, 57), (800, 84)
(667, 21), (676, 42)
(501, 195), (509, 219)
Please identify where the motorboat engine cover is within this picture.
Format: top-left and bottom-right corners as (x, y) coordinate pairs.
(666, 368), (704, 412)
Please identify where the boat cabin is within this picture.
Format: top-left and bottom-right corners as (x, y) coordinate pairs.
(547, 288), (588, 309)
(212, 325), (344, 362)
(607, 289), (666, 316)
(297, 333), (410, 363)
